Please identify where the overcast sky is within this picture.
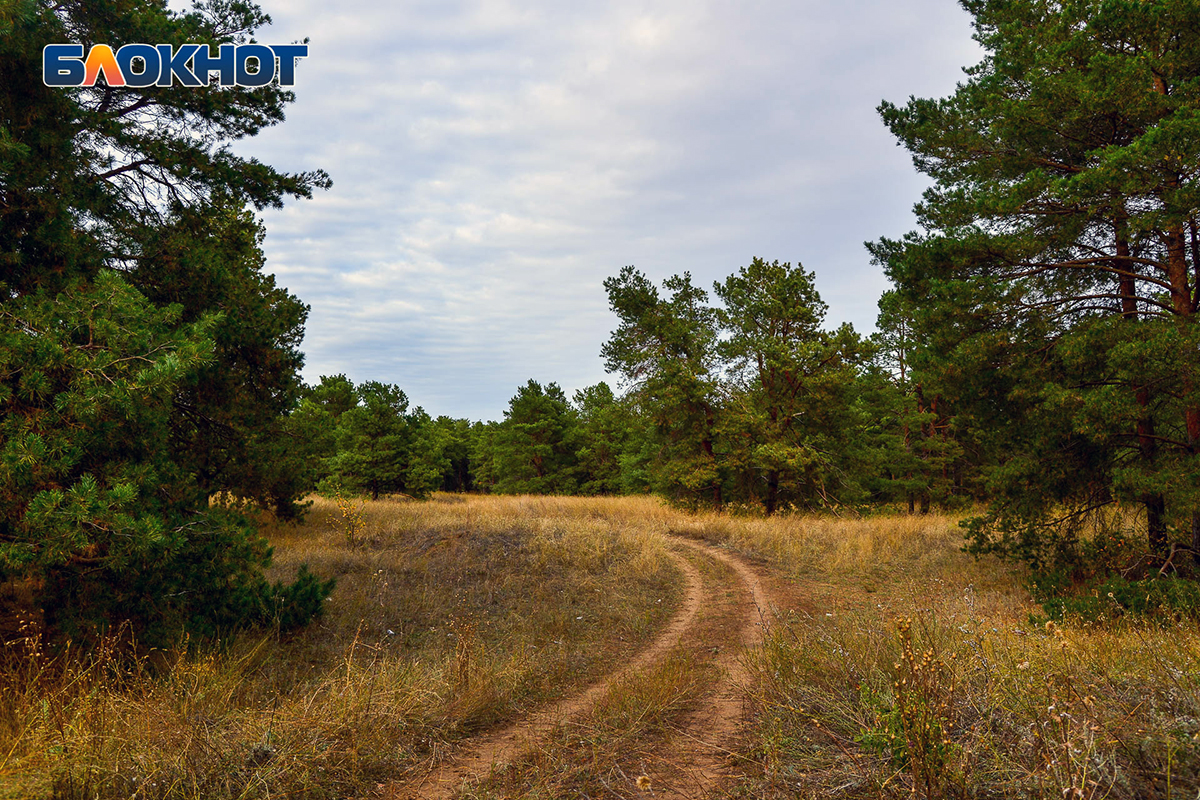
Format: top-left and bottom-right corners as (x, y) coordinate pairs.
(220, 0), (982, 421)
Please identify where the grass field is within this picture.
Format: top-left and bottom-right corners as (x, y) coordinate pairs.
(0, 495), (681, 799)
(679, 511), (1200, 799)
(2, 495), (1198, 799)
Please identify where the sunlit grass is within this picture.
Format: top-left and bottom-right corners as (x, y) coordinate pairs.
(719, 511), (1200, 799)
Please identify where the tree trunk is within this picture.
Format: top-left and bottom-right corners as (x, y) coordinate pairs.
(1118, 210), (1172, 558)
(1136, 388), (1166, 555)
(1168, 222), (1200, 563)
(765, 469), (779, 516)
(702, 403), (721, 508)
(1193, 514), (1200, 568)
(703, 437), (722, 508)
(1147, 493), (1168, 555)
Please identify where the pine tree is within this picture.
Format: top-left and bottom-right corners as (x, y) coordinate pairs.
(492, 380), (580, 495)
(329, 382), (412, 501)
(873, 0), (1200, 569)
(602, 267), (724, 507)
(714, 258), (869, 514)
(572, 382), (635, 495)
(0, 0), (333, 639)
(869, 291), (970, 512)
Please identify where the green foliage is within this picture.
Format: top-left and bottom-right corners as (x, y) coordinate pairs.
(0, 0), (333, 643)
(304, 377), (461, 501)
(465, 379), (653, 498)
(404, 407), (454, 498)
(264, 564), (337, 632)
(0, 0), (330, 293)
(855, 619), (959, 797)
(434, 415), (474, 492)
(137, 202), (313, 519)
(873, 0), (1200, 562)
(714, 258), (872, 513)
(1037, 574), (1200, 624)
(328, 381), (412, 500)
(1, 0), (327, 518)
(0, 275), (329, 644)
(599, 260), (885, 514)
(573, 382), (641, 495)
(467, 420), (503, 493)
(867, 291), (974, 512)
(602, 267), (724, 507)
(49, 510), (333, 646)
(286, 374), (357, 489)
(492, 379), (580, 495)
(0, 274), (213, 583)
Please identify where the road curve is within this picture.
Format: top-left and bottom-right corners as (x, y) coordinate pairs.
(396, 546), (706, 799)
(389, 535), (773, 800)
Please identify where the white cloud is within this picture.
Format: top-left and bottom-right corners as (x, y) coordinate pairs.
(217, 0), (983, 418)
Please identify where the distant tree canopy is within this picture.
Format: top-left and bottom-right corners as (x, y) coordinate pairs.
(491, 380), (580, 495)
(291, 377), (449, 501)
(0, 0), (332, 644)
(598, 261), (898, 514)
(872, 0), (1200, 571)
(367, 259), (964, 518)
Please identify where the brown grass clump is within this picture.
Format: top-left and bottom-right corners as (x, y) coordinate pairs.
(0, 494), (681, 799)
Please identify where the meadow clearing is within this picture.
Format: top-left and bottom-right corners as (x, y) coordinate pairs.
(1, 494), (1197, 799)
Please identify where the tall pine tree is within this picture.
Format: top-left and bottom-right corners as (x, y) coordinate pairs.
(873, 0), (1200, 569)
(0, 0), (332, 640)
(602, 267), (724, 507)
(713, 258), (869, 514)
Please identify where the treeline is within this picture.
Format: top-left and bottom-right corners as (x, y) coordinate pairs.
(294, 259), (967, 516)
(9, 0), (1200, 648)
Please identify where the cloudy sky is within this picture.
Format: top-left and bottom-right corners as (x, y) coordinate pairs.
(221, 0), (982, 421)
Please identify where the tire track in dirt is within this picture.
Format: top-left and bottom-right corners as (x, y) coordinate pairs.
(389, 536), (777, 800)
(394, 547), (706, 800)
(637, 537), (774, 799)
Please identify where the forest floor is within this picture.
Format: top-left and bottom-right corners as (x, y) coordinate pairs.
(2, 495), (1198, 799)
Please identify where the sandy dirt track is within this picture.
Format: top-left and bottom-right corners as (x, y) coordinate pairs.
(640, 538), (772, 799)
(388, 535), (776, 800)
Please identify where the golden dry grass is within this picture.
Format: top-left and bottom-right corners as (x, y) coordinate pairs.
(715, 511), (1200, 799)
(0, 493), (683, 800)
(3, 496), (1198, 800)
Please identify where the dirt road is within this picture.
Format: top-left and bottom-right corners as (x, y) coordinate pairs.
(389, 535), (776, 800)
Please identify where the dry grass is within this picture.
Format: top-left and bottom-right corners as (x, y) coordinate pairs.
(4, 496), (1198, 799)
(706, 512), (1200, 799)
(662, 509), (984, 584)
(0, 494), (682, 800)
(460, 650), (714, 800)
(460, 549), (737, 800)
